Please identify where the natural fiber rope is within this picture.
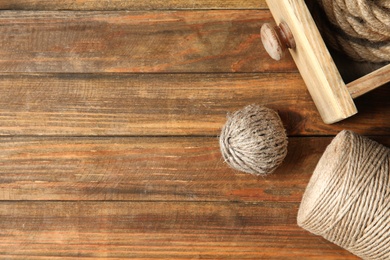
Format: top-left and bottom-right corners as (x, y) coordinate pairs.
(298, 130), (390, 259)
(315, 0), (390, 62)
(219, 104), (288, 176)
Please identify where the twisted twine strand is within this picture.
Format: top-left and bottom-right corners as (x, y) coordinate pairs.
(316, 0), (390, 62)
(298, 130), (390, 259)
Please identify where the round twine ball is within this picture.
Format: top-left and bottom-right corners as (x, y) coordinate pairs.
(298, 130), (390, 259)
(219, 104), (288, 176)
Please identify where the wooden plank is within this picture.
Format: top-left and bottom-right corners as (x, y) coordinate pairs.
(265, 0), (357, 124)
(347, 64), (390, 98)
(0, 0), (268, 10)
(0, 201), (358, 259)
(0, 10), (295, 73)
(0, 73), (388, 136)
(0, 136), (389, 201)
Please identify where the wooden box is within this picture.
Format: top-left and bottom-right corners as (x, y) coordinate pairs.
(261, 0), (389, 124)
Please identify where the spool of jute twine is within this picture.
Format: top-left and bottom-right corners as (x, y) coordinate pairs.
(298, 130), (390, 259)
(315, 0), (390, 63)
(219, 104), (288, 176)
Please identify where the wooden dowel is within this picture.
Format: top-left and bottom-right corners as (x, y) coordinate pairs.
(348, 64), (390, 99)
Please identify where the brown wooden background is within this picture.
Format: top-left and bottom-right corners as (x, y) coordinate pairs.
(0, 1), (388, 259)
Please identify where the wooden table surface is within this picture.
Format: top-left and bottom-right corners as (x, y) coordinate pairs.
(0, 1), (389, 259)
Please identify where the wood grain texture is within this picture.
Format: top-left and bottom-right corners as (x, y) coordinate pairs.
(0, 136), (319, 201)
(0, 3), (388, 259)
(348, 64), (390, 98)
(0, 201), (358, 259)
(0, 0), (268, 10)
(0, 73), (389, 137)
(265, 0), (357, 124)
(0, 10), (295, 73)
(0, 136), (389, 202)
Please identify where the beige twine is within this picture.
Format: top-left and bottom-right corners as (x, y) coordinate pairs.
(298, 130), (390, 259)
(219, 104), (288, 176)
(315, 0), (390, 62)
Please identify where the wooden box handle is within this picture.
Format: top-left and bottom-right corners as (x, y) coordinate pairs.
(261, 22), (296, 61)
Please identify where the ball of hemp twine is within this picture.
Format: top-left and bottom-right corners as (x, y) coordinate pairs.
(314, 0), (390, 62)
(298, 130), (390, 259)
(219, 104), (288, 176)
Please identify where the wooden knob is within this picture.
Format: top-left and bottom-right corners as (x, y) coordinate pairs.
(261, 21), (296, 61)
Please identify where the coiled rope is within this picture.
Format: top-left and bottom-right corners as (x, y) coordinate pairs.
(316, 0), (390, 62)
